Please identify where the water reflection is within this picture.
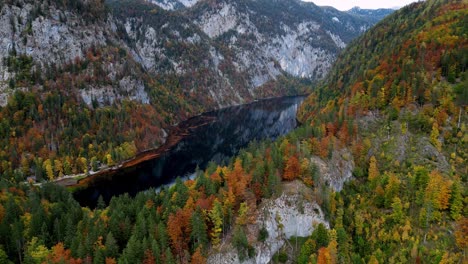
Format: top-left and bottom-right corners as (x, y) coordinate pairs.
(73, 96), (304, 207)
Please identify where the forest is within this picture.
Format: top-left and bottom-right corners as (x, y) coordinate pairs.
(0, 0), (466, 263)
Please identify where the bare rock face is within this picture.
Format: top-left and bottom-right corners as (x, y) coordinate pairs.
(254, 189), (328, 263)
(208, 181), (329, 264)
(0, 0), (151, 107)
(0, 0), (390, 109)
(190, 0), (372, 89)
(310, 148), (355, 192)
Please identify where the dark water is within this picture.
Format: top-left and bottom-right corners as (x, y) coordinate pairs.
(73, 96), (305, 207)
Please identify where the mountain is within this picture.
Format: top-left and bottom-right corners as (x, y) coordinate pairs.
(0, 0), (466, 263)
(293, 0), (467, 262)
(0, 0), (383, 181)
(346, 6), (395, 23)
(146, 0), (200, 10)
(108, 0), (378, 101)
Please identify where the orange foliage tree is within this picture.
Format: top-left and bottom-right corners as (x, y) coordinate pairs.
(167, 208), (192, 260)
(283, 155), (300, 181)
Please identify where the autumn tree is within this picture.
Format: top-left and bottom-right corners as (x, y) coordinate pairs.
(317, 247), (331, 264)
(225, 159), (249, 201)
(454, 217), (468, 252)
(368, 156), (379, 182)
(425, 170), (451, 212)
(167, 209), (191, 260)
(24, 237), (49, 264)
(391, 197), (404, 224)
(283, 155), (300, 181)
(190, 246), (206, 264)
(143, 249), (156, 264)
(298, 239), (316, 264)
(430, 122), (442, 151)
(43, 159), (54, 180)
(46, 243), (78, 263)
(209, 199), (224, 247)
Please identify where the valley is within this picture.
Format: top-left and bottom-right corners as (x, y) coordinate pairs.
(0, 0), (466, 263)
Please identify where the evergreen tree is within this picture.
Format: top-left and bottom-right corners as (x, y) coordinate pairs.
(190, 208), (208, 251)
(312, 223), (329, 249)
(105, 232), (118, 258)
(449, 178), (463, 220)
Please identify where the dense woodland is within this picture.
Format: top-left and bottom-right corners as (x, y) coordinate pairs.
(0, 0), (467, 263)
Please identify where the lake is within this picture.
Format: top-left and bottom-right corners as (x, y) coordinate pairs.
(73, 96), (305, 207)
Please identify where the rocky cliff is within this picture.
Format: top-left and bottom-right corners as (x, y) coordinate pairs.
(1, 0), (386, 108)
(208, 181), (329, 264)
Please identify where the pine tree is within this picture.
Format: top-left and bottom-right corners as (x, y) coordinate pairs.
(190, 208), (208, 251)
(312, 223), (329, 249)
(232, 226), (251, 261)
(105, 232), (118, 258)
(449, 178), (463, 220)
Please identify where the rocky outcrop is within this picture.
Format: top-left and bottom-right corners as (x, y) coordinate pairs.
(208, 181), (329, 264)
(346, 6), (395, 24)
(310, 148), (355, 191)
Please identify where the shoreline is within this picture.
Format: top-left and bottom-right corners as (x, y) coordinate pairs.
(53, 94), (308, 189)
(59, 115), (216, 189)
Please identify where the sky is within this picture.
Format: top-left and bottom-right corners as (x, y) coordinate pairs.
(303, 0), (420, 11)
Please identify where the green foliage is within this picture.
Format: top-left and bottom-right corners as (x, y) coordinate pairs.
(0, 247), (12, 264)
(258, 226), (268, 242)
(311, 223), (329, 249)
(190, 208), (208, 251)
(298, 239), (316, 264)
(232, 226), (254, 261)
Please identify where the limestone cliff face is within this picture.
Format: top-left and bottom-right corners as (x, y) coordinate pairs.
(310, 148), (355, 192)
(1, 0), (389, 108)
(208, 181), (329, 264)
(187, 0), (373, 89)
(0, 0), (151, 107)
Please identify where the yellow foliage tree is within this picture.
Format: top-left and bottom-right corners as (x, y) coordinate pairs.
(430, 122), (442, 151)
(43, 159), (54, 180)
(425, 170), (451, 211)
(368, 156), (379, 182)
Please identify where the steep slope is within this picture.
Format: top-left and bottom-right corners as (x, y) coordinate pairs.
(187, 0), (370, 83)
(0, 0), (197, 182)
(109, 0), (376, 103)
(293, 0), (467, 262)
(0, 0), (381, 182)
